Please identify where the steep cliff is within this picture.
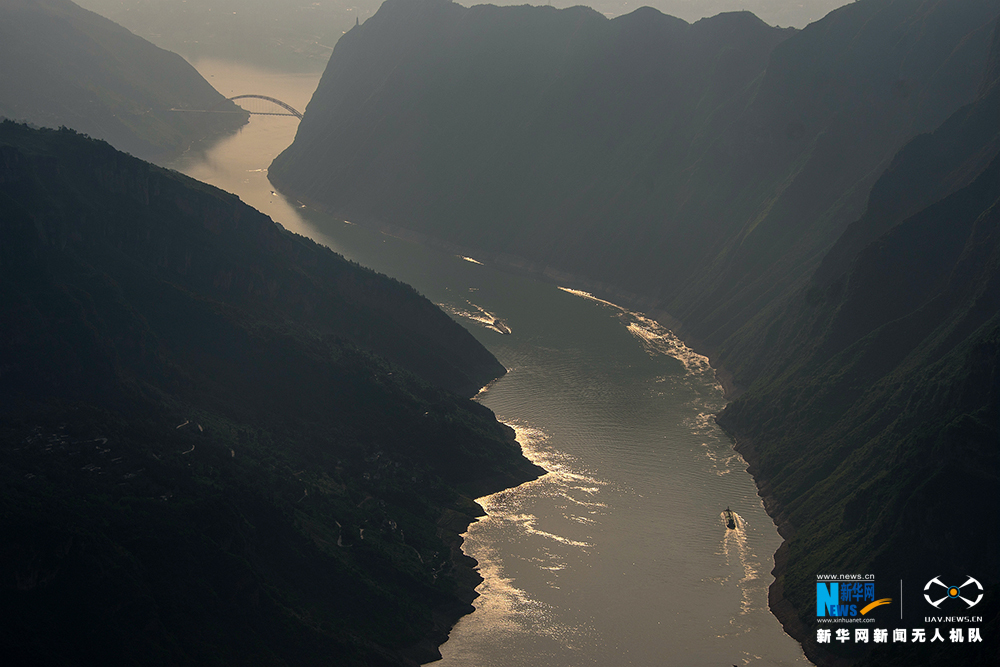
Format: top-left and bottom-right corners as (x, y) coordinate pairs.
(715, 36), (1000, 664)
(0, 0), (247, 161)
(0, 122), (541, 666)
(270, 0), (794, 283)
(270, 0), (998, 356)
(670, 0), (999, 348)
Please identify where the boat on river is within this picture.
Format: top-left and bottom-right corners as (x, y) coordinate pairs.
(723, 507), (737, 529)
(492, 318), (512, 335)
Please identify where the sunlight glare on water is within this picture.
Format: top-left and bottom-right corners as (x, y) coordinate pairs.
(435, 291), (809, 667)
(167, 59), (811, 667)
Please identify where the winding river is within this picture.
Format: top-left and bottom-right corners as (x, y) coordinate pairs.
(167, 58), (811, 667)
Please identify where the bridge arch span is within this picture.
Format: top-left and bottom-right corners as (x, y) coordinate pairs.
(226, 95), (304, 119)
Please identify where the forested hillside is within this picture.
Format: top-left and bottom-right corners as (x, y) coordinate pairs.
(0, 122), (541, 666)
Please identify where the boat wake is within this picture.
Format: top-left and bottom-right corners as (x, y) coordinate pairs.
(556, 287), (712, 375)
(440, 299), (512, 335)
(717, 510), (768, 623)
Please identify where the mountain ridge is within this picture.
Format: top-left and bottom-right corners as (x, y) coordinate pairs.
(271, 0), (997, 359)
(714, 43), (1000, 664)
(0, 0), (247, 161)
(0, 121), (542, 665)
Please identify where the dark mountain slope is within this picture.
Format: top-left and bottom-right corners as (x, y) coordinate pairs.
(270, 0), (794, 282)
(270, 0), (998, 359)
(719, 20), (1000, 385)
(669, 0), (1000, 347)
(0, 0), (246, 161)
(812, 16), (1000, 290)
(0, 122), (540, 666)
(714, 53), (1000, 665)
(0, 121), (504, 397)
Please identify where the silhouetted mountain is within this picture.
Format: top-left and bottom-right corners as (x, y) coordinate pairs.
(72, 0), (847, 72)
(669, 0), (999, 348)
(0, 122), (541, 666)
(271, 0), (997, 354)
(269, 0), (795, 283)
(0, 0), (247, 161)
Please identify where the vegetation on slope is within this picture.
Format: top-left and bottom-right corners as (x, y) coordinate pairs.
(716, 49), (1000, 664)
(0, 122), (541, 665)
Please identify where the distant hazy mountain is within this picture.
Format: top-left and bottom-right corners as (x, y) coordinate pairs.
(0, 121), (540, 665)
(0, 0), (247, 161)
(75, 0), (368, 71)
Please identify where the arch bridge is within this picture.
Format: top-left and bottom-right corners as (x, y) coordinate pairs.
(226, 95), (304, 119)
(173, 95), (304, 119)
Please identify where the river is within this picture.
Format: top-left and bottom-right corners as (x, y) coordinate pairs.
(167, 58), (811, 667)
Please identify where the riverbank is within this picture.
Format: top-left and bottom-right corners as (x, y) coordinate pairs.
(0, 120), (556, 667)
(164, 53), (808, 660)
(731, 437), (828, 667)
(266, 191), (748, 398)
(416, 434), (545, 665)
(273, 196), (811, 664)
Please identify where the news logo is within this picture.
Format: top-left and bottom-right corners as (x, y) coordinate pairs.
(816, 576), (891, 618)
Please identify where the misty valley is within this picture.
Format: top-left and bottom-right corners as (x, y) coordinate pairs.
(1, 1), (998, 667)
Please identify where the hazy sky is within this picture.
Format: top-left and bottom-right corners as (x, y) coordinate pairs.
(77, 1), (853, 32)
(477, 1), (852, 28)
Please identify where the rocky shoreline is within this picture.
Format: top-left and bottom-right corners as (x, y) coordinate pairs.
(298, 209), (816, 665)
(411, 425), (545, 665)
(731, 438), (830, 667)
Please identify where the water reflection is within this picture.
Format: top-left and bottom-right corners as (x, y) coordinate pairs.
(437, 296), (810, 666)
(167, 58), (812, 667)
(452, 423), (605, 666)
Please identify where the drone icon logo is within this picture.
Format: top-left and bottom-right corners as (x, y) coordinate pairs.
(924, 576), (983, 609)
